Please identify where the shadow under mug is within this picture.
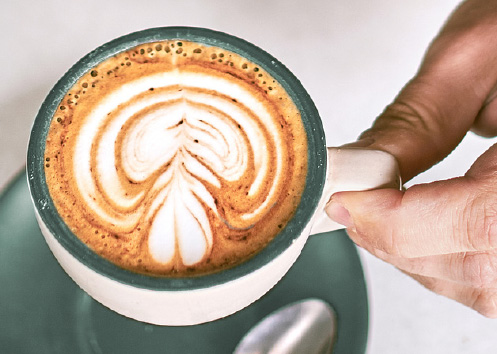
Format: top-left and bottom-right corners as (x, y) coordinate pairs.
(27, 27), (400, 326)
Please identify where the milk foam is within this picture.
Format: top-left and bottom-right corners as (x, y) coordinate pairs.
(74, 70), (284, 265)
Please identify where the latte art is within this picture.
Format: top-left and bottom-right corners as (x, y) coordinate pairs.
(82, 81), (283, 265)
(45, 40), (307, 276)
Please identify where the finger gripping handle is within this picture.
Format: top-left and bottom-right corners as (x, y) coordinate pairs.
(310, 147), (402, 235)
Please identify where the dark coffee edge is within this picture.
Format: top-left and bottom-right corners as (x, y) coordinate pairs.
(27, 26), (327, 291)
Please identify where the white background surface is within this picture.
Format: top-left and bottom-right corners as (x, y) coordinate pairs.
(2, 0), (497, 353)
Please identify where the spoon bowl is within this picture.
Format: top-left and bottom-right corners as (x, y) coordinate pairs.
(234, 298), (337, 354)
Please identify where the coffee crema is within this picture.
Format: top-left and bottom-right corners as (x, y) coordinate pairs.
(44, 40), (308, 276)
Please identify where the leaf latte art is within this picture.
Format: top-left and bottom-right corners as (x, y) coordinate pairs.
(44, 40), (308, 276)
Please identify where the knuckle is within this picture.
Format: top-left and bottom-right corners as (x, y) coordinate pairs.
(472, 291), (497, 319)
(354, 217), (403, 257)
(374, 97), (445, 159)
(462, 191), (497, 251)
(461, 253), (497, 289)
(482, 201), (497, 250)
(422, 276), (446, 295)
(380, 226), (404, 258)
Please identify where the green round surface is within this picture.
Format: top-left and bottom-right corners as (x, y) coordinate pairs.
(0, 171), (368, 353)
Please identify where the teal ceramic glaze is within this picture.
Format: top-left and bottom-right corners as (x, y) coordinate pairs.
(0, 172), (368, 353)
(26, 27), (327, 290)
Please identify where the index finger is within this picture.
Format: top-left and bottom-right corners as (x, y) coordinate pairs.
(350, 0), (497, 181)
(327, 176), (497, 258)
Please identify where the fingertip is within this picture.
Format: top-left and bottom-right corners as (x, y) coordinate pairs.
(329, 188), (403, 218)
(326, 188), (405, 253)
(326, 199), (354, 229)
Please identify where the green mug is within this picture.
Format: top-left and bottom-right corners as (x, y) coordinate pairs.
(27, 27), (400, 326)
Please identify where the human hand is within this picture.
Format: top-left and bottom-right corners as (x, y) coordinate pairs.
(326, 0), (497, 317)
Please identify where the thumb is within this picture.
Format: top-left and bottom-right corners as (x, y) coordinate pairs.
(330, 3), (497, 257)
(325, 171), (497, 258)
(349, 1), (497, 182)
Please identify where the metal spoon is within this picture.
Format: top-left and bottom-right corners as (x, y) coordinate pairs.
(234, 298), (337, 354)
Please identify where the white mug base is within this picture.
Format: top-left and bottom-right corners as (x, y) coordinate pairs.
(35, 209), (311, 326)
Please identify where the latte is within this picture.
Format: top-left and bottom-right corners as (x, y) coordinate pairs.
(44, 40), (308, 277)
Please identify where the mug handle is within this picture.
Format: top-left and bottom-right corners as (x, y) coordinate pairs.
(310, 147), (402, 235)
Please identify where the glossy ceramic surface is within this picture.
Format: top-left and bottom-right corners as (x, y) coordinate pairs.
(0, 171), (368, 353)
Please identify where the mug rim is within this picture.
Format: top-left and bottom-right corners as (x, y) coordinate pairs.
(27, 26), (327, 291)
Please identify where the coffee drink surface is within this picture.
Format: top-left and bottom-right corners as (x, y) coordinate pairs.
(44, 40), (308, 277)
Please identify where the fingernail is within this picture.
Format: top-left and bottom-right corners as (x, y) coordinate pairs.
(326, 200), (354, 229)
